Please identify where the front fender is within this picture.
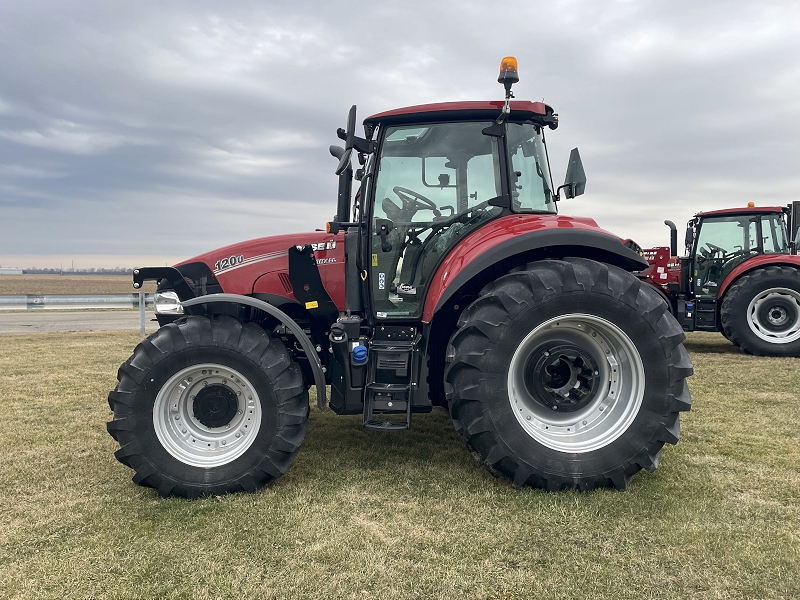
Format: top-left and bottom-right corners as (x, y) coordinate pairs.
(181, 293), (328, 410)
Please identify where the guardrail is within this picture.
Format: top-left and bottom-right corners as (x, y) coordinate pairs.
(0, 293), (155, 335)
(0, 293), (154, 311)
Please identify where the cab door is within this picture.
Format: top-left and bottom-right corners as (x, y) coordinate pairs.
(693, 215), (759, 298)
(368, 121), (504, 320)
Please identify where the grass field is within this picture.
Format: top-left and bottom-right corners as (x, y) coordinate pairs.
(0, 331), (798, 599)
(0, 275), (156, 295)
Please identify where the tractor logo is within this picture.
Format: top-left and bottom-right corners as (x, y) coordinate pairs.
(310, 240), (337, 251)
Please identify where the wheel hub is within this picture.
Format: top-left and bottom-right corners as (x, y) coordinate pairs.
(768, 307), (788, 326)
(747, 288), (800, 342)
(193, 384), (238, 428)
(152, 363), (262, 468)
(507, 314), (645, 453)
(525, 344), (599, 412)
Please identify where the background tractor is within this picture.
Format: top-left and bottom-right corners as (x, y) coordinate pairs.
(641, 202), (800, 356)
(108, 58), (692, 498)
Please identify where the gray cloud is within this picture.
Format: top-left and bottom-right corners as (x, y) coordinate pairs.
(1, 0), (799, 266)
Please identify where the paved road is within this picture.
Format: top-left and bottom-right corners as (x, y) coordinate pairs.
(0, 310), (160, 334)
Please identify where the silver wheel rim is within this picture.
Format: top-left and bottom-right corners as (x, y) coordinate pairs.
(153, 363), (262, 467)
(746, 287), (800, 344)
(507, 314), (645, 453)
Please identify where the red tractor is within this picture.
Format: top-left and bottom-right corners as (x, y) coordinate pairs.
(108, 58), (692, 498)
(641, 202), (800, 356)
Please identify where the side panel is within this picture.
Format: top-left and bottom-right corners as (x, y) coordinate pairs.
(421, 214), (648, 322)
(718, 255), (800, 297)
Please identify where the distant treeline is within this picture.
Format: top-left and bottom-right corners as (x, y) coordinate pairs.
(21, 268), (134, 275)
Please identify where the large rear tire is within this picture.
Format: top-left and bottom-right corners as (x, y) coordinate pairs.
(444, 258), (692, 491)
(107, 315), (308, 498)
(720, 266), (800, 356)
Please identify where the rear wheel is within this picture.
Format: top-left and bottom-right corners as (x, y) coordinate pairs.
(107, 315), (308, 498)
(721, 266), (800, 356)
(444, 258), (692, 491)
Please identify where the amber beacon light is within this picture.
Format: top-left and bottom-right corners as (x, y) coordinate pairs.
(498, 56), (519, 86)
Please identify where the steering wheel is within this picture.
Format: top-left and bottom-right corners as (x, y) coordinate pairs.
(705, 242), (726, 255)
(393, 186), (439, 215)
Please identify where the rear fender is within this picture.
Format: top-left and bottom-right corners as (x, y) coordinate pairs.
(422, 227), (648, 321)
(718, 255), (800, 297)
(181, 293), (328, 409)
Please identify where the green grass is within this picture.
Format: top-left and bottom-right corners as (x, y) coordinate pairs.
(0, 331), (798, 599)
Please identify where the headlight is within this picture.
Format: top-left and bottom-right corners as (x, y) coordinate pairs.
(154, 291), (183, 314)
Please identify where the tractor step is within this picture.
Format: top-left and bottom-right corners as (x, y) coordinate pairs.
(364, 418), (410, 431)
(362, 328), (420, 431)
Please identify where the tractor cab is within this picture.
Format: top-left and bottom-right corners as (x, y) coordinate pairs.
(363, 109), (559, 320)
(688, 206), (790, 298)
(324, 57), (585, 427)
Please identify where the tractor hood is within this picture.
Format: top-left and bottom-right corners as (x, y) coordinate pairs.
(174, 231), (346, 305)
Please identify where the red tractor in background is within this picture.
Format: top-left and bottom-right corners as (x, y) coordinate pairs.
(108, 58), (692, 498)
(641, 202), (800, 356)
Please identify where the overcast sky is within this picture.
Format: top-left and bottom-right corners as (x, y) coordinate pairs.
(1, 0), (799, 268)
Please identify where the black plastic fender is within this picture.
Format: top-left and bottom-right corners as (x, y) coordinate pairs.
(181, 293), (328, 409)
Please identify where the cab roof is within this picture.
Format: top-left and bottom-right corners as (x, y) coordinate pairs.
(696, 206), (784, 218)
(364, 100), (554, 127)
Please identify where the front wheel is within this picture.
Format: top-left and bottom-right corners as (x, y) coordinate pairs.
(444, 258), (692, 491)
(721, 266), (800, 356)
(107, 315), (308, 498)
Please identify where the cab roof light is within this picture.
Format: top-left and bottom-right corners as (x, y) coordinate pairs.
(747, 202), (755, 207)
(498, 56), (519, 86)
(497, 56), (519, 121)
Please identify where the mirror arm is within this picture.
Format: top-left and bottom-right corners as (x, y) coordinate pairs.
(554, 183), (575, 201)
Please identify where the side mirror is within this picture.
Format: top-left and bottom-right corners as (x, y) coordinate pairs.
(561, 148), (586, 199)
(329, 145), (345, 160)
(684, 227), (694, 255)
(793, 229), (800, 255)
(335, 105), (357, 176)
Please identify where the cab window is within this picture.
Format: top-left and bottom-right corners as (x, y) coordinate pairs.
(505, 123), (556, 212)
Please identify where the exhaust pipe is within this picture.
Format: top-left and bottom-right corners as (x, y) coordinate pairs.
(664, 220), (678, 257)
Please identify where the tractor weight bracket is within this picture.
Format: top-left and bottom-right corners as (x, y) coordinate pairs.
(181, 293), (329, 410)
(132, 266), (195, 301)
